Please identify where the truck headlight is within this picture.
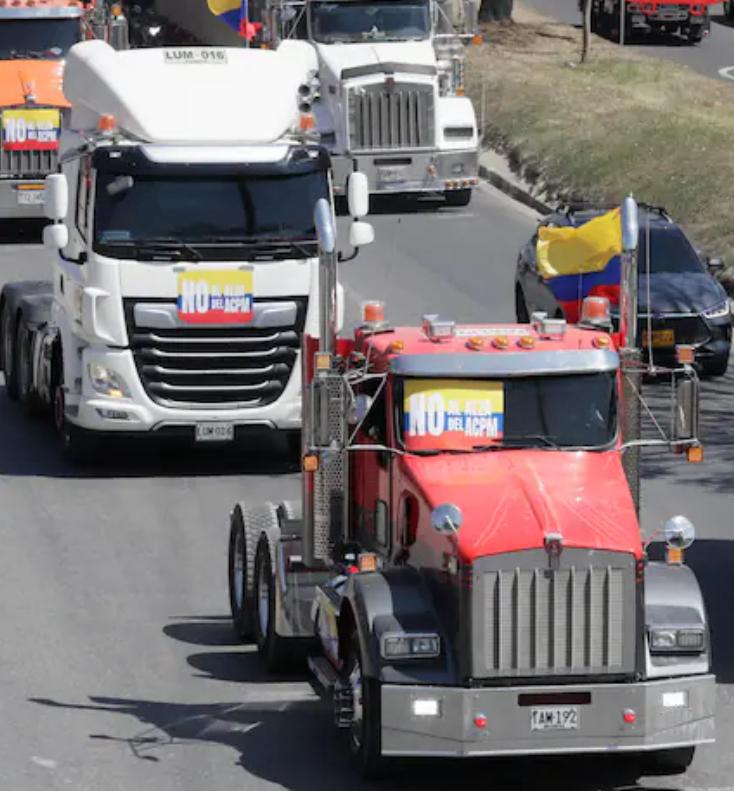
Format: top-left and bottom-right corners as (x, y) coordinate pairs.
(702, 300), (730, 319)
(381, 633), (440, 660)
(649, 628), (705, 653)
(88, 363), (131, 399)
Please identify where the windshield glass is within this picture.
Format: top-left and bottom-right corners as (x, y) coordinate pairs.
(93, 170), (328, 259)
(638, 225), (705, 275)
(398, 373), (617, 452)
(310, 0), (431, 43)
(0, 19), (80, 58)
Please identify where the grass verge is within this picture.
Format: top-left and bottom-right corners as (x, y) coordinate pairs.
(465, 5), (734, 286)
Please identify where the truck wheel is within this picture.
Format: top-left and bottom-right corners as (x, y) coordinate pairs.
(16, 320), (42, 415)
(444, 188), (472, 208)
(345, 635), (384, 779)
(644, 746), (695, 775)
(253, 534), (290, 671)
(53, 386), (97, 465)
(1, 304), (19, 399)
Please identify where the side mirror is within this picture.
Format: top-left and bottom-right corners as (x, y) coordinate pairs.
(44, 173), (68, 221)
(347, 171), (369, 219)
(349, 220), (374, 249)
(673, 372), (699, 442)
(314, 198), (335, 254)
(348, 393), (373, 425)
(43, 223), (69, 251)
(707, 256), (725, 274)
(663, 515), (695, 550)
(431, 503), (463, 535)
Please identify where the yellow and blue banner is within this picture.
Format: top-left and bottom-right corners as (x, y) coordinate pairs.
(177, 269), (254, 324)
(536, 208), (623, 322)
(207, 0), (261, 40)
(2, 108), (60, 152)
(403, 380), (504, 451)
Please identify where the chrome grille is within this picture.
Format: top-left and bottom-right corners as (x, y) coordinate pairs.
(471, 549), (636, 679)
(0, 113), (58, 178)
(347, 83), (435, 151)
(125, 299), (305, 408)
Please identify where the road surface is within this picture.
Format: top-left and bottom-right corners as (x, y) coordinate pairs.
(522, 0), (734, 84)
(0, 186), (732, 788)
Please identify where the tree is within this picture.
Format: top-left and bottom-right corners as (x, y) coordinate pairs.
(478, 0), (513, 23)
(581, 0), (592, 62)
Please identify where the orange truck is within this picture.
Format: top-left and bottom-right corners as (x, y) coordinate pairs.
(0, 0), (126, 220)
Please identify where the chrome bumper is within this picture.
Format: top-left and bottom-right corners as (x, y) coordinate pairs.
(381, 674), (715, 757)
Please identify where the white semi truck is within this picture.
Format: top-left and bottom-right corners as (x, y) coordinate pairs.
(267, 0), (480, 205)
(0, 40), (373, 460)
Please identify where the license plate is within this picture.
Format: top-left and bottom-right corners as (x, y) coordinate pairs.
(195, 422), (234, 442)
(530, 706), (579, 731)
(377, 166), (406, 184)
(17, 190), (44, 206)
(642, 328), (675, 348)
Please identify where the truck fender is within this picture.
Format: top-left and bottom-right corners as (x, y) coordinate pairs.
(644, 561), (711, 675)
(338, 568), (455, 683)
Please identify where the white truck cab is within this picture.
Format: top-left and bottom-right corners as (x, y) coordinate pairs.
(0, 41), (373, 459)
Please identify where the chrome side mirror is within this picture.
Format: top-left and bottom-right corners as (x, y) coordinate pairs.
(43, 223), (68, 251)
(347, 171), (369, 219)
(664, 515), (695, 550)
(349, 221), (374, 249)
(673, 371), (699, 443)
(44, 173), (68, 221)
(431, 503), (463, 535)
(348, 393), (372, 425)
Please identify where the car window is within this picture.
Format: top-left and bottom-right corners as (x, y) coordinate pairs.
(638, 226), (705, 275)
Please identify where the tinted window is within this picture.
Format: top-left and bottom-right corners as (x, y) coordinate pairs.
(93, 171), (328, 253)
(0, 19), (80, 58)
(311, 0), (430, 42)
(638, 226), (705, 275)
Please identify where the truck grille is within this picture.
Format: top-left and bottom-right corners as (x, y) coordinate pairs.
(471, 549), (636, 679)
(124, 299), (305, 408)
(347, 83), (434, 151)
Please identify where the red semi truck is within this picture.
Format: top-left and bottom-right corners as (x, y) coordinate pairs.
(227, 191), (714, 776)
(587, 0), (717, 44)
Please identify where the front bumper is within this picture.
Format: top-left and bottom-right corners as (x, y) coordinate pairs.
(332, 149), (479, 195)
(639, 314), (731, 368)
(381, 674), (715, 757)
(68, 347), (303, 435)
(0, 178), (46, 220)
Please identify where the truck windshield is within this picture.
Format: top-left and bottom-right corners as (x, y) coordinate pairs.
(93, 171), (328, 260)
(0, 19), (81, 59)
(310, 0), (431, 43)
(398, 372), (617, 453)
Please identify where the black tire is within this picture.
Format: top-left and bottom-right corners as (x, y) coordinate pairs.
(16, 320), (43, 415)
(703, 355), (729, 377)
(228, 507), (254, 641)
(643, 746), (695, 776)
(1, 303), (19, 400)
(515, 286), (530, 323)
(444, 188), (472, 208)
(253, 535), (290, 671)
(344, 634), (384, 779)
(53, 385), (98, 465)
(687, 29), (703, 44)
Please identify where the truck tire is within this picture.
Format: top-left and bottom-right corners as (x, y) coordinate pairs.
(703, 354), (729, 377)
(228, 503), (278, 641)
(344, 633), (384, 779)
(444, 188), (472, 208)
(53, 385), (98, 465)
(253, 532), (291, 671)
(16, 319), (43, 415)
(1, 303), (19, 399)
(644, 746), (695, 775)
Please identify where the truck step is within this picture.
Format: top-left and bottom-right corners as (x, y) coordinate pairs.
(307, 655), (339, 693)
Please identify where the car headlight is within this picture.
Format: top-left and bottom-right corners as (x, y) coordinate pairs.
(381, 633), (440, 660)
(649, 627), (705, 653)
(88, 363), (131, 398)
(702, 300), (731, 319)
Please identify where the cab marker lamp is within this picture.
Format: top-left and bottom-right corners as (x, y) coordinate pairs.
(362, 300), (385, 325)
(492, 335), (510, 350)
(466, 336), (484, 351)
(518, 335), (535, 349)
(381, 633), (440, 660)
(580, 296), (611, 328)
(388, 339), (405, 354)
(649, 628), (705, 653)
(302, 454), (319, 473)
(88, 364), (130, 399)
(98, 114), (118, 137)
(593, 335), (611, 349)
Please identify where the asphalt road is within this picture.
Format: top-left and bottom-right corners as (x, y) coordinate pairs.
(522, 0), (734, 83)
(0, 186), (733, 788)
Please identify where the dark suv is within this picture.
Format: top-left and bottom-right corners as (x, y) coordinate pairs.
(515, 204), (731, 377)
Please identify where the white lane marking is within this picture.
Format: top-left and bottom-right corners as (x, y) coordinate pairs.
(30, 756), (57, 769)
(718, 65), (734, 80)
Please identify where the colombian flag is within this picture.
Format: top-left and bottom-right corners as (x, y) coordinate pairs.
(207, 0), (261, 40)
(536, 208), (623, 323)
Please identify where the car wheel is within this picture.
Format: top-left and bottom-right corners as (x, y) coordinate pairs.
(703, 355), (729, 377)
(643, 746), (695, 776)
(1, 304), (19, 400)
(515, 286), (530, 323)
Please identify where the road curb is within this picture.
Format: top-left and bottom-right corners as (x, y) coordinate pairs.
(479, 162), (553, 216)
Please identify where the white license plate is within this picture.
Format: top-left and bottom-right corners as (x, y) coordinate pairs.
(377, 166), (406, 184)
(530, 706), (579, 731)
(17, 190), (45, 206)
(195, 422), (234, 442)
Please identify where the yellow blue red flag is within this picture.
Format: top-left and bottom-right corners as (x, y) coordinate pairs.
(207, 0), (261, 40)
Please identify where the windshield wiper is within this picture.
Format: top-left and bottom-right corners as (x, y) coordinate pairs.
(134, 238), (204, 261)
(200, 237), (316, 258)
